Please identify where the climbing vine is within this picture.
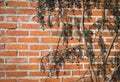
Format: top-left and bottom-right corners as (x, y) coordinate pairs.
(37, 0), (120, 82)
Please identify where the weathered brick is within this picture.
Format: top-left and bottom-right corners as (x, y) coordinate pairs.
(6, 16), (29, 22)
(6, 44), (28, 50)
(0, 44), (4, 50)
(6, 30), (28, 36)
(0, 30), (4, 36)
(41, 38), (60, 43)
(6, 72), (27, 77)
(18, 79), (38, 82)
(0, 23), (16, 29)
(0, 16), (4, 21)
(0, 8), (16, 14)
(0, 79), (16, 82)
(7, 1), (28, 7)
(18, 9), (38, 14)
(6, 58), (28, 63)
(92, 10), (103, 16)
(63, 78), (81, 82)
(0, 37), (16, 43)
(30, 31), (50, 36)
(0, 65), (16, 70)
(30, 71), (49, 76)
(0, 58), (4, 63)
(0, 1), (4, 6)
(18, 38), (39, 43)
(30, 2), (38, 8)
(18, 65), (39, 70)
(41, 78), (60, 82)
(29, 58), (40, 63)
(19, 51), (39, 56)
(0, 51), (16, 56)
(64, 64), (83, 70)
(18, 24), (39, 29)
(30, 45), (49, 50)
(0, 72), (5, 77)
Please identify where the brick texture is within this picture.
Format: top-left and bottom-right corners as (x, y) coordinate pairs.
(0, 0), (120, 82)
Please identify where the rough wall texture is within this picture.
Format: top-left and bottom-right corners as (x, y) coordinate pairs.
(0, 0), (120, 82)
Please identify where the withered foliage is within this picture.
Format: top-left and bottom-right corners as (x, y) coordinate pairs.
(37, 0), (120, 82)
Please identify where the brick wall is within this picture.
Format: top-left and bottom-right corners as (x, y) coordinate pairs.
(0, 0), (120, 82)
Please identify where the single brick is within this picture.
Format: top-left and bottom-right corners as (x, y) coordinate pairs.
(6, 72), (27, 77)
(7, 1), (28, 7)
(0, 23), (16, 29)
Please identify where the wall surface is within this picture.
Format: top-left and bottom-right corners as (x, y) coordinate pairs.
(0, 0), (120, 82)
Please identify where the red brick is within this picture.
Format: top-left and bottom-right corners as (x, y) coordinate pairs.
(0, 79), (16, 82)
(0, 51), (16, 56)
(0, 44), (4, 50)
(0, 16), (4, 21)
(59, 17), (72, 22)
(41, 38), (60, 43)
(0, 72), (4, 77)
(0, 1), (4, 6)
(32, 16), (39, 22)
(84, 18), (96, 22)
(98, 32), (115, 37)
(0, 65), (16, 70)
(18, 65), (39, 70)
(41, 78), (60, 82)
(7, 1), (28, 7)
(52, 45), (71, 50)
(18, 79), (38, 82)
(6, 72), (27, 77)
(74, 58), (90, 63)
(43, 24), (59, 29)
(0, 23), (16, 29)
(30, 45), (49, 50)
(64, 64), (83, 70)
(107, 11), (114, 16)
(68, 38), (83, 43)
(72, 70), (90, 75)
(92, 10), (103, 16)
(63, 78), (81, 82)
(41, 51), (49, 56)
(116, 45), (120, 49)
(0, 30), (4, 36)
(18, 9), (38, 14)
(94, 44), (110, 49)
(19, 51), (39, 56)
(0, 37), (16, 43)
(18, 38), (39, 43)
(6, 30), (28, 36)
(50, 10), (60, 15)
(0, 8), (16, 14)
(6, 44), (28, 50)
(30, 72), (49, 76)
(0, 58), (4, 63)
(6, 16), (29, 22)
(52, 71), (71, 76)
(52, 31), (61, 36)
(6, 58), (28, 63)
(29, 58), (40, 63)
(19, 24), (39, 29)
(30, 31), (50, 36)
(65, 10), (82, 15)
(30, 2), (38, 8)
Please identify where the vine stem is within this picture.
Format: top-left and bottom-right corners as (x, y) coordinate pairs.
(105, 33), (119, 62)
(108, 64), (120, 82)
(81, 0), (97, 82)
